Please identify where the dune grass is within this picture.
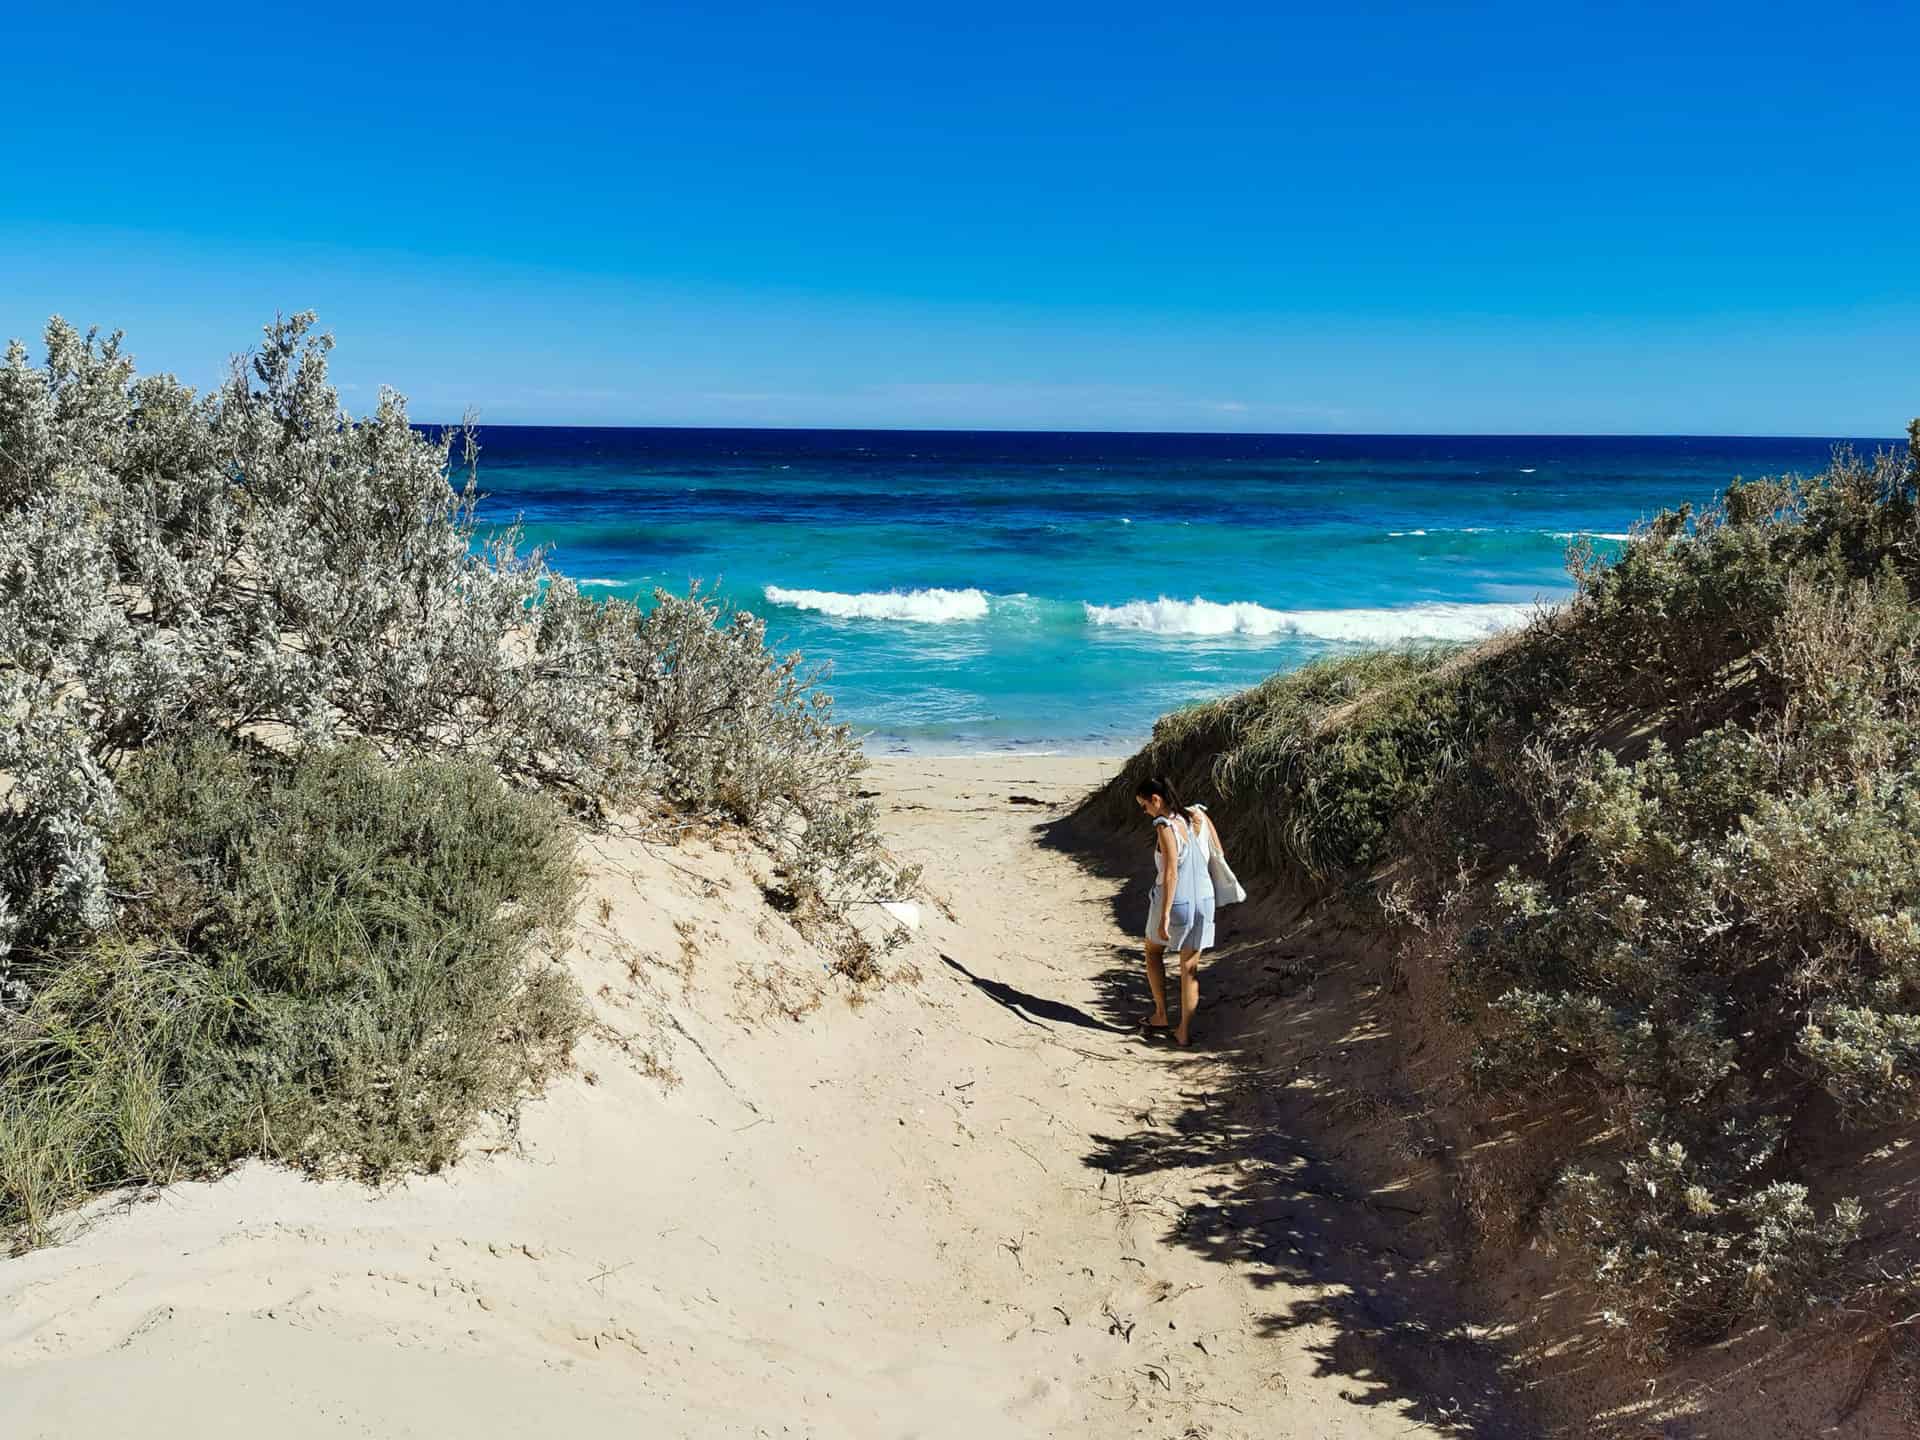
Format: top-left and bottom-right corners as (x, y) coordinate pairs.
(1092, 636), (1563, 887)
(0, 737), (584, 1251)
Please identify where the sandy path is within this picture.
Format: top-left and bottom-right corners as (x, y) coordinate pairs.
(0, 756), (1487, 1438)
(863, 758), (1494, 1438)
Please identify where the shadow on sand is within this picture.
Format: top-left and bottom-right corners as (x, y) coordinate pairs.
(938, 952), (1127, 1034)
(1032, 808), (1535, 1439)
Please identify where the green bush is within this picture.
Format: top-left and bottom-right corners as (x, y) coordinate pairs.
(1454, 440), (1920, 1346)
(0, 737), (584, 1250)
(1095, 422), (1920, 1350)
(1552, 1148), (1863, 1345)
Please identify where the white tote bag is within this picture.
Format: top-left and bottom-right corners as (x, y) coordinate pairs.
(1208, 848), (1247, 906)
(1191, 805), (1247, 906)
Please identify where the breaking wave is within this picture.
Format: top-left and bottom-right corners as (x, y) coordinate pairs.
(761, 584), (1542, 642)
(763, 585), (991, 623)
(1082, 597), (1536, 642)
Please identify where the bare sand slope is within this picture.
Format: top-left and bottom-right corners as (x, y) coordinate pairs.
(0, 757), (1509, 1438)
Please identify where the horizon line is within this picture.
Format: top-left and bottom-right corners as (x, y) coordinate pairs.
(410, 420), (1905, 443)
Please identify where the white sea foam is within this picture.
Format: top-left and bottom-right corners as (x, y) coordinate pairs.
(1548, 530), (1633, 542)
(1083, 596), (1536, 642)
(577, 577), (628, 587)
(764, 585), (990, 623)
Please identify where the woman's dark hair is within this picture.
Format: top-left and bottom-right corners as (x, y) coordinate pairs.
(1134, 775), (1191, 820)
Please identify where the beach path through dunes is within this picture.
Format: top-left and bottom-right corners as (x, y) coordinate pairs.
(859, 758), (1519, 1439)
(0, 757), (1512, 1439)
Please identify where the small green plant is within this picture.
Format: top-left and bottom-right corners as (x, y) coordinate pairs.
(0, 737), (585, 1251)
(1551, 1148), (1863, 1346)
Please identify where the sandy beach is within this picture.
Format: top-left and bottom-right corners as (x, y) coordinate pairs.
(0, 755), (1510, 1438)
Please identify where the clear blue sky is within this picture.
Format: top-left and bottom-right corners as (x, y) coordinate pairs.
(5, 2), (1917, 434)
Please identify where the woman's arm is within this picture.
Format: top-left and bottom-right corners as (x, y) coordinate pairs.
(1156, 824), (1178, 933)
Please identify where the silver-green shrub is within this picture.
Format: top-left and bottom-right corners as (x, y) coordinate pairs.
(0, 315), (889, 989)
(1452, 435), (1920, 1346)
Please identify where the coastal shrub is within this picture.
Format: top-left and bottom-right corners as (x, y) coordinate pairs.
(1092, 423), (1920, 1351)
(1548, 441), (1918, 732)
(530, 578), (893, 897)
(1451, 437), (1920, 1347)
(0, 738), (584, 1250)
(1551, 1151), (1863, 1344)
(0, 314), (892, 989)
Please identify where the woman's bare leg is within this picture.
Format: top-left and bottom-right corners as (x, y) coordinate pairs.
(1175, 950), (1201, 1045)
(1143, 941), (1170, 1027)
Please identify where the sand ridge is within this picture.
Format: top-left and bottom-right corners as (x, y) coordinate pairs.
(0, 756), (1494, 1438)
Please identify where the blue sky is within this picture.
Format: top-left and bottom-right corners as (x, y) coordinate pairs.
(5, 2), (1917, 433)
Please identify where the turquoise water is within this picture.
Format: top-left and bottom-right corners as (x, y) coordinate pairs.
(472, 428), (1884, 752)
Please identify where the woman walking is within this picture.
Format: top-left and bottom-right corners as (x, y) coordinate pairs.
(1134, 775), (1223, 1046)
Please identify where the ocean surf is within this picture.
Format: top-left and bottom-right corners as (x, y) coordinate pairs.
(471, 427), (1885, 750)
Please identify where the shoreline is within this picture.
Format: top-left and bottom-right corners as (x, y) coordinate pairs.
(861, 743), (1134, 761)
(856, 737), (1136, 760)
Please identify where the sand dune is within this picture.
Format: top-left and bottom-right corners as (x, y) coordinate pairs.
(1, 757), (1504, 1438)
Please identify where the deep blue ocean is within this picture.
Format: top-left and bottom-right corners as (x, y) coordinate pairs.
(468, 428), (1891, 753)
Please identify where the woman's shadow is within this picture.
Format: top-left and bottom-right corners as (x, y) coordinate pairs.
(938, 953), (1128, 1033)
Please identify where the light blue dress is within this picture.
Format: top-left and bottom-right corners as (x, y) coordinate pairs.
(1146, 810), (1217, 951)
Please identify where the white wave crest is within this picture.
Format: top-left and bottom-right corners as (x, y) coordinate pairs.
(577, 577), (628, 587)
(1548, 530), (1633, 542)
(764, 585), (990, 623)
(1083, 596), (1536, 642)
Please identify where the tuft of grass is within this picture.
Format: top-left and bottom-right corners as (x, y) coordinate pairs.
(1086, 636), (1563, 886)
(1, 737), (584, 1251)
